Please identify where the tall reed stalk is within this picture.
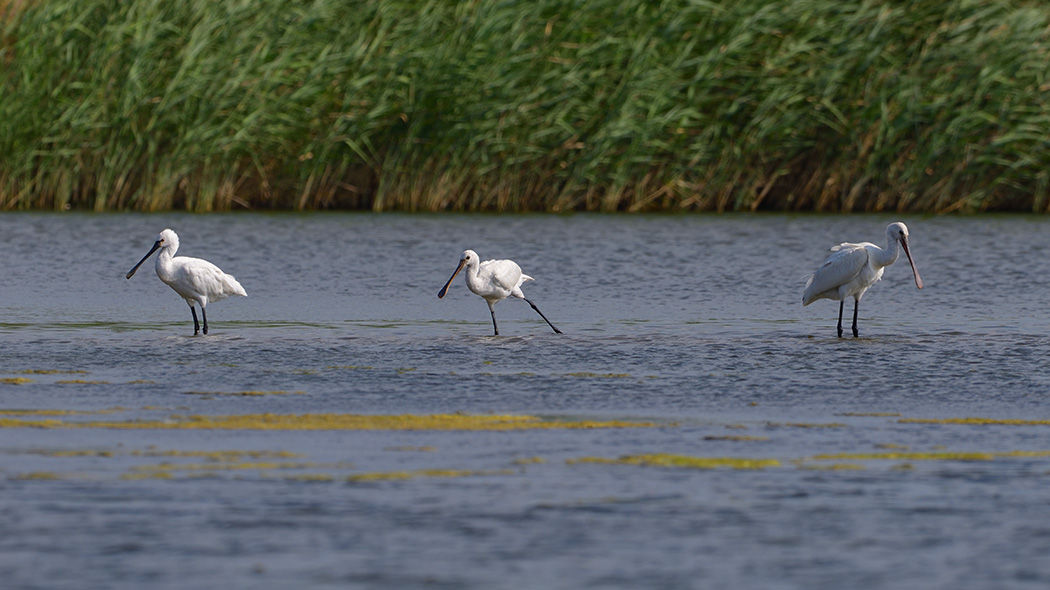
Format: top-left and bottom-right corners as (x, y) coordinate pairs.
(2, 0), (1049, 212)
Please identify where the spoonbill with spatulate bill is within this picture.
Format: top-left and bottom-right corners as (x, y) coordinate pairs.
(126, 229), (246, 335)
(802, 222), (923, 338)
(438, 249), (561, 336)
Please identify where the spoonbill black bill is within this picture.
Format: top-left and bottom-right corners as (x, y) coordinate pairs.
(438, 249), (562, 336)
(126, 229), (247, 335)
(802, 222), (923, 338)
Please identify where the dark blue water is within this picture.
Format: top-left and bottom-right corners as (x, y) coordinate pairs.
(1, 213), (1049, 589)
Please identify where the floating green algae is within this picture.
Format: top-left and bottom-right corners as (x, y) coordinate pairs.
(349, 468), (514, 482)
(0, 418), (63, 428)
(10, 472), (66, 480)
(900, 417), (1050, 426)
(568, 454), (780, 470)
(0, 412), (665, 431)
(43, 450), (115, 458)
(128, 461), (328, 473)
(799, 463), (866, 471)
(285, 474), (336, 482)
(0, 378), (33, 385)
(811, 450), (1050, 462)
(569, 449), (1050, 472)
(14, 448), (318, 479)
(122, 472), (174, 481)
(116, 450), (313, 479)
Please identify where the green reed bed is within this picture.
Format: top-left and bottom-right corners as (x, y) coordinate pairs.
(2, 0), (1049, 212)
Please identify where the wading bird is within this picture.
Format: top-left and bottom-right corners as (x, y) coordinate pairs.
(802, 222), (923, 338)
(126, 229), (247, 335)
(437, 249), (562, 336)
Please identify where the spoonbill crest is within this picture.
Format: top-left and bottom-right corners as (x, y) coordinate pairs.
(802, 222), (923, 338)
(438, 249), (562, 336)
(126, 229), (247, 335)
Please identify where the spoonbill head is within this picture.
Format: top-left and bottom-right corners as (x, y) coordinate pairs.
(127, 228), (247, 335)
(438, 249), (562, 336)
(802, 222), (923, 338)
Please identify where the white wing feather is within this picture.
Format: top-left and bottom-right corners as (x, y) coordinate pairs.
(802, 243), (869, 305)
(182, 257), (247, 302)
(480, 259), (525, 293)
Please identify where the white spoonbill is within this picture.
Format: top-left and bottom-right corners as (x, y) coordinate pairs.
(437, 249), (562, 336)
(126, 229), (247, 335)
(802, 222), (923, 338)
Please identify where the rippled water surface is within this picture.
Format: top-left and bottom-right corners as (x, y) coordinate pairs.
(2, 213), (1049, 589)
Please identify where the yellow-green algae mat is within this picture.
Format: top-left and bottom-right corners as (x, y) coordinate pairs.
(567, 450), (1050, 471)
(569, 454), (781, 470)
(4, 449), (352, 482)
(4, 446), (518, 483)
(0, 411), (664, 431)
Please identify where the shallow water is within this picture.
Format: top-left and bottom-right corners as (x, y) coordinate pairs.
(1, 212), (1049, 589)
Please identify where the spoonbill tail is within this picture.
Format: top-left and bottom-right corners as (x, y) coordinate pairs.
(126, 229), (247, 335)
(437, 249), (562, 336)
(802, 222), (923, 338)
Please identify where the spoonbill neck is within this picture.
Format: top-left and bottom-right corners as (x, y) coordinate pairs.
(463, 261), (485, 289)
(873, 238), (901, 269)
(154, 245), (180, 278)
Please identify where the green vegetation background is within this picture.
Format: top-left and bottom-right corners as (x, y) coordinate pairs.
(2, 0), (1049, 212)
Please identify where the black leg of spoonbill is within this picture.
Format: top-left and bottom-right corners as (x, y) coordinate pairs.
(489, 307), (499, 336)
(202, 307), (209, 335)
(524, 298), (562, 334)
(191, 307), (200, 336)
(836, 301), (844, 338)
(851, 300), (859, 338)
